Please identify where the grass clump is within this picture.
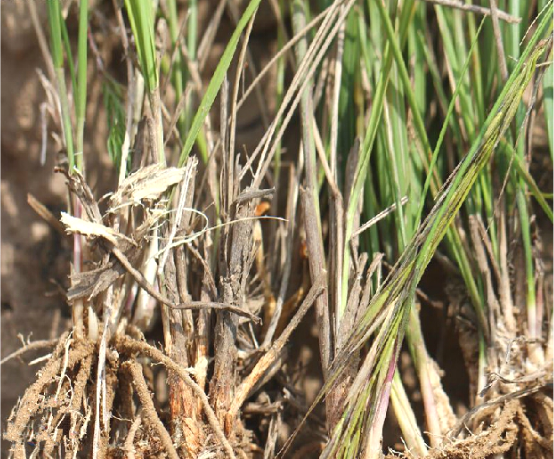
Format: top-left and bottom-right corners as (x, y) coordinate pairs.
(3, 0), (553, 458)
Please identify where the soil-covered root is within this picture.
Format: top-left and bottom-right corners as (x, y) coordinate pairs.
(4, 333), (96, 459)
(3, 328), (255, 458)
(392, 387), (553, 459)
(114, 333), (241, 458)
(425, 399), (520, 459)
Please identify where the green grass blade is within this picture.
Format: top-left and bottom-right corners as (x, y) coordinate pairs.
(342, 0), (415, 313)
(75, 0), (89, 172)
(178, 0), (262, 167)
(541, 2), (553, 158)
(124, 0), (158, 93)
(544, 56), (553, 158)
(501, 139), (553, 221)
(47, 0), (63, 69)
(60, 20), (77, 106)
(416, 18), (486, 225)
(47, 0), (75, 172)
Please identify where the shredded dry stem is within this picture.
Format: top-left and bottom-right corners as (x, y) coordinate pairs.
(5, 158), (298, 457)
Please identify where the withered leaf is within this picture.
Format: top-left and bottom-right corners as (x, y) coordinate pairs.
(109, 164), (186, 210)
(61, 212), (131, 245)
(68, 244), (142, 301)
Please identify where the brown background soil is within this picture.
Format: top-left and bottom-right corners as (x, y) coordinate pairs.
(2, 4), (72, 454)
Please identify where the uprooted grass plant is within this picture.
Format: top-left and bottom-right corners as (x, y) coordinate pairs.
(3, 0), (553, 458)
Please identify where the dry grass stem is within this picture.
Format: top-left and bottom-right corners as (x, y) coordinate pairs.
(229, 276), (325, 419)
(422, 0), (521, 23)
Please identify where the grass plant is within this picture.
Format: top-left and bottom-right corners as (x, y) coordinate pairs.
(5, 0), (553, 457)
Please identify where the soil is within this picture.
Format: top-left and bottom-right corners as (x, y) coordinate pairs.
(2, 5), (70, 454)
